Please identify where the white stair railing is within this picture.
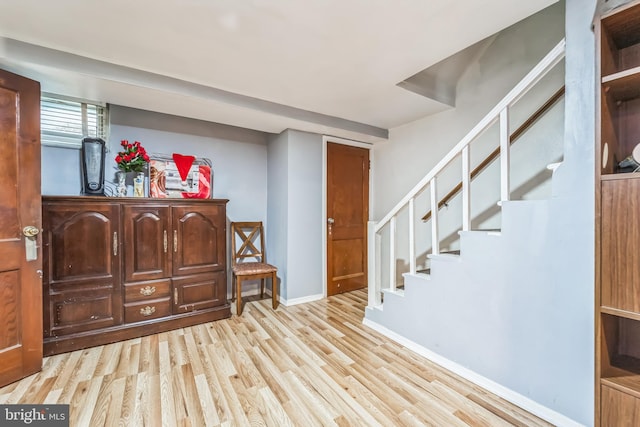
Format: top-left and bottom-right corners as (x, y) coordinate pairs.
(367, 39), (565, 309)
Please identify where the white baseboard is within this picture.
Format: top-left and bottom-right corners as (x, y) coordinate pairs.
(280, 293), (324, 306)
(229, 287), (324, 308)
(227, 286), (266, 299)
(362, 318), (584, 427)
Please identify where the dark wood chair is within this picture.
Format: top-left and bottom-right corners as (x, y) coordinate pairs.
(230, 221), (278, 315)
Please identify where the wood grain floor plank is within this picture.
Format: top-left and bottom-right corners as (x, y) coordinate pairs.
(194, 373), (221, 427)
(206, 349), (252, 426)
(160, 370), (177, 426)
(228, 375), (265, 426)
(87, 379), (112, 427)
(198, 347), (232, 425)
(71, 376), (104, 427)
(92, 342), (122, 378)
(283, 370), (338, 426)
(0, 289), (553, 426)
(256, 386), (295, 427)
(42, 387), (62, 405)
(102, 376), (127, 427)
(430, 380), (514, 427)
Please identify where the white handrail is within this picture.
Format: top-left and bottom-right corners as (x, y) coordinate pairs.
(374, 39), (565, 233)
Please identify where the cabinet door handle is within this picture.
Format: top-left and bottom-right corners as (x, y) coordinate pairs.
(139, 306), (156, 316)
(113, 232), (118, 256)
(174, 288), (178, 302)
(163, 230), (168, 253)
(174, 230), (178, 252)
(139, 286), (156, 296)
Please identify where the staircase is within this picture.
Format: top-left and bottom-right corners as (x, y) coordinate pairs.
(362, 39), (585, 427)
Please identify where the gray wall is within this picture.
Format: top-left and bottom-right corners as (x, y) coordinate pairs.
(366, 0), (596, 424)
(41, 105), (270, 223)
(267, 129), (324, 302)
(266, 131), (289, 298)
(286, 130), (323, 300)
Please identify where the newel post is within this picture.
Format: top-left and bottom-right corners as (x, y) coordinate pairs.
(367, 221), (381, 307)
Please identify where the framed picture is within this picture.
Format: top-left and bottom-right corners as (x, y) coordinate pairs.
(149, 153), (213, 198)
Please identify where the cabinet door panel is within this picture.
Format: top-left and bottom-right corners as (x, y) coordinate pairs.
(172, 204), (225, 276)
(123, 205), (170, 282)
(601, 385), (640, 426)
(45, 204), (119, 286)
(601, 179), (640, 313)
(173, 272), (225, 313)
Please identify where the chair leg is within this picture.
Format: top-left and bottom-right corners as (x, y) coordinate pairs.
(272, 271), (278, 310)
(236, 276), (243, 315)
(260, 278), (265, 298)
(232, 274), (236, 302)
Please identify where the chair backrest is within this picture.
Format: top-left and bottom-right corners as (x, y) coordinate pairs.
(230, 222), (267, 266)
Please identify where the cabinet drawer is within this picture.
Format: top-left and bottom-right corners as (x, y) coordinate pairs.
(124, 279), (171, 303)
(124, 297), (172, 323)
(48, 290), (121, 337)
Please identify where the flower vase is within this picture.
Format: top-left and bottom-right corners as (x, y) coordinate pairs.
(133, 172), (145, 197)
(115, 171), (127, 197)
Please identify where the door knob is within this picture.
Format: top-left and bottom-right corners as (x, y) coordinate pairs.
(327, 218), (335, 224)
(22, 226), (39, 237)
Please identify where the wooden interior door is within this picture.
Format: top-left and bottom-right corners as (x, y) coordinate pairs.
(327, 142), (369, 296)
(0, 69), (43, 386)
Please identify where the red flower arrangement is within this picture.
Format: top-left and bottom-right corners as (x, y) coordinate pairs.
(115, 140), (150, 172)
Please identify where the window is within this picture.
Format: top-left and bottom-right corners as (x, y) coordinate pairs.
(41, 93), (108, 149)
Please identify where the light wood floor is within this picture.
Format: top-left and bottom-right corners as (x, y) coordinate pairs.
(0, 290), (552, 426)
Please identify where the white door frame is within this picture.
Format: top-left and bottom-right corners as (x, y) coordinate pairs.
(322, 135), (374, 298)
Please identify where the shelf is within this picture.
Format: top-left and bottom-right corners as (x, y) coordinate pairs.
(603, 66), (640, 101)
(602, 356), (640, 398)
(601, 171), (640, 180)
(601, 2), (640, 50)
(602, 306), (640, 321)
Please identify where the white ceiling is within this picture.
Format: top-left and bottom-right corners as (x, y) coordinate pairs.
(0, 0), (557, 142)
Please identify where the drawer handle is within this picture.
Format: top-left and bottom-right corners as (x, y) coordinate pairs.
(139, 286), (156, 296)
(140, 306), (156, 316)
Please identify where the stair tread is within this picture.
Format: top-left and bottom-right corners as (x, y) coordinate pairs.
(441, 250), (460, 255)
(428, 253), (462, 262)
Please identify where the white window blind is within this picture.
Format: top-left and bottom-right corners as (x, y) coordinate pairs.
(41, 94), (108, 149)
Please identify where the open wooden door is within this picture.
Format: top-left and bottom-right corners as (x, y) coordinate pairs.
(0, 69), (43, 386)
(327, 142), (369, 296)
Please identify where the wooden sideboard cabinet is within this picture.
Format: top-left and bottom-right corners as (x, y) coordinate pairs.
(42, 196), (230, 355)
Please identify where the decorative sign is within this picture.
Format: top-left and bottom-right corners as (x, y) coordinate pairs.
(149, 153), (213, 198)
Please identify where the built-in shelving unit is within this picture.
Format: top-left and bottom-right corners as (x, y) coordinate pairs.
(597, 1), (640, 425)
